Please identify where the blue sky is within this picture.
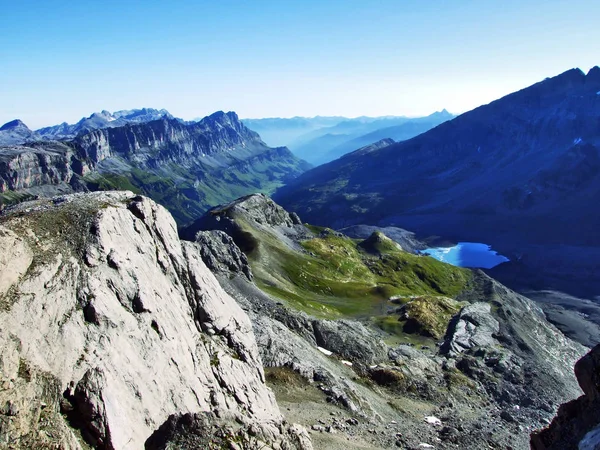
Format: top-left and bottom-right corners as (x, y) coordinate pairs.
(1, 0), (598, 128)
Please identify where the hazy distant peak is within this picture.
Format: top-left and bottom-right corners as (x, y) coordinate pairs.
(0, 119), (29, 131)
(429, 109), (453, 118)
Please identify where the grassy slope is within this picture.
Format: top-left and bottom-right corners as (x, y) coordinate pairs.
(239, 219), (472, 341)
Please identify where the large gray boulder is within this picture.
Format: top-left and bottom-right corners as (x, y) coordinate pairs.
(312, 319), (388, 365)
(442, 302), (500, 356)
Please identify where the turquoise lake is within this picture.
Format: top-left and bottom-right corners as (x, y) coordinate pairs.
(424, 242), (509, 269)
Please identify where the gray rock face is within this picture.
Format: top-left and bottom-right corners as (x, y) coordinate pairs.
(442, 274), (586, 417)
(442, 303), (500, 356)
(194, 230), (253, 281)
(145, 411), (312, 450)
(73, 112), (265, 173)
(0, 192), (311, 449)
(312, 320), (388, 365)
(531, 344), (600, 450)
(0, 142), (77, 192)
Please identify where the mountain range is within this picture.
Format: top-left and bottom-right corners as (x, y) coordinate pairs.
(0, 108), (175, 146)
(37, 108), (174, 140)
(241, 116), (347, 147)
(275, 67), (600, 304)
(0, 119), (42, 145)
(244, 110), (454, 165)
(0, 111), (309, 224)
(2, 66), (600, 449)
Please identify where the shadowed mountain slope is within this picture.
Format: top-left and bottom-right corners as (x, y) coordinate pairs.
(275, 67), (600, 298)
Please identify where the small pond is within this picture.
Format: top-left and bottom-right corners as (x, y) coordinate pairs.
(423, 242), (509, 269)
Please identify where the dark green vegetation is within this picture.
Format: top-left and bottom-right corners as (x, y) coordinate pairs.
(0, 190), (36, 208)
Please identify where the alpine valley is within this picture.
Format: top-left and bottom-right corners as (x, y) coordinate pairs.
(1, 67), (600, 450)
(0, 110), (310, 225)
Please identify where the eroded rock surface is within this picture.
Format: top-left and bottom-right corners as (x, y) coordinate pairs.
(0, 192), (311, 450)
(442, 302), (500, 356)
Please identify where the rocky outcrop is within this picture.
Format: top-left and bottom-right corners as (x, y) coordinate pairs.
(339, 224), (427, 254)
(180, 193), (311, 249)
(209, 193), (304, 229)
(312, 320), (388, 364)
(438, 274), (586, 423)
(0, 142), (78, 192)
(531, 344), (600, 450)
(193, 230), (254, 281)
(145, 411), (312, 450)
(441, 302), (500, 356)
(0, 192), (311, 449)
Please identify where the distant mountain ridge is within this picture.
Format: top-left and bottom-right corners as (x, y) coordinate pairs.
(275, 66), (600, 297)
(246, 110), (454, 165)
(0, 111), (310, 225)
(311, 110), (455, 165)
(242, 116), (348, 147)
(35, 107), (174, 140)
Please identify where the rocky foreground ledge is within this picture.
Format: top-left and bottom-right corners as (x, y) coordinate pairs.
(0, 191), (312, 449)
(531, 343), (600, 450)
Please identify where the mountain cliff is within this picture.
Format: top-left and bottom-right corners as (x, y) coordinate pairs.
(0, 111), (310, 224)
(275, 67), (600, 300)
(0, 191), (312, 449)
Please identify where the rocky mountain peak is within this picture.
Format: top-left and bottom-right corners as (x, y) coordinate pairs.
(204, 111), (241, 127)
(179, 193), (305, 247)
(214, 193), (303, 227)
(539, 67), (587, 91)
(358, 230), (400, 255)
(0, 119), (29, 131)
(432, 109), (453, 119)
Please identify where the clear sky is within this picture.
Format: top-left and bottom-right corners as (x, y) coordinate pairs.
(1, 0), (599, 128)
